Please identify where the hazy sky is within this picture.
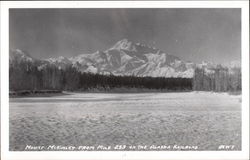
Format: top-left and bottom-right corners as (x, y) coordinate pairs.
(10, 8), (241, 63)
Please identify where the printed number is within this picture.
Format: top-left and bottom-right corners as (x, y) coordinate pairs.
(218, 145), (235, 150)
(114, 145), (126, 150)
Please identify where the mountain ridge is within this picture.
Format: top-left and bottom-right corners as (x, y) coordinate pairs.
(10, 39), (241, 78)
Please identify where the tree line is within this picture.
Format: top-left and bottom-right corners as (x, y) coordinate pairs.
(9, 61), (192, 91)
(9, 60), (241, 92)
(193, 65), (241, 92)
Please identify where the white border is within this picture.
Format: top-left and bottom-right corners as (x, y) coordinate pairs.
(1, 1), (249, 160)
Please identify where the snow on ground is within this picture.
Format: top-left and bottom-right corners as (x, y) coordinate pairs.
(9, 92), (241, 151)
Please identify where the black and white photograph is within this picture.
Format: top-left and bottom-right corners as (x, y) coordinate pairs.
(8, 7), (243, 151)
(1, 1), (249, 160)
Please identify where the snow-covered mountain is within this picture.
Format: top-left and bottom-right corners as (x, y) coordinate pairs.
(46, 56), (72, 70)
(10, 39), (241, 78)
(9, 49), (34, 63)
(69, 39), (195, 77)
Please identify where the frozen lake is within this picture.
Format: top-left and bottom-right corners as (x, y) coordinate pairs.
(9, 92), (241, 151)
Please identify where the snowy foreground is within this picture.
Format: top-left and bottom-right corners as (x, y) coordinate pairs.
(9, 92), (241, 151)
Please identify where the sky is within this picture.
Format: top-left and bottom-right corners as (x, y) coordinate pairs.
(9, 8), (241, 64)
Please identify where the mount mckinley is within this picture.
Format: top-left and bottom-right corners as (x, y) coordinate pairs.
(10, 39), (240, 78)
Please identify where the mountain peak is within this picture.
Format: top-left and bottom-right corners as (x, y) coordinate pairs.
(119, 38), (130, 43)
(10, 49), (34, 63)
(47, 56), (71, 64)
(109, 39), (137, 52)
(10, 49), (30, 57)
(58, 56), (69, 61)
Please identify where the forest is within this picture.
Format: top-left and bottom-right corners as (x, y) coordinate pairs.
(192, 66), (241, 92)
(9, 61), (192, 92)
(9, 60), (241, 93)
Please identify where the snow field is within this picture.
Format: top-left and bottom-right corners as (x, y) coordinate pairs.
(9, 92), (241, 151)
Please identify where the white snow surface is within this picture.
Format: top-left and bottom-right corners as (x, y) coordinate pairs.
(10, 92), (241, 151)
